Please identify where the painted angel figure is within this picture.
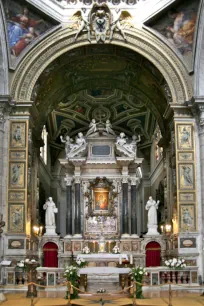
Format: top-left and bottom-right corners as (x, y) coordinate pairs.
(110, 8), (127, 41)
(74, 8), (91, 42)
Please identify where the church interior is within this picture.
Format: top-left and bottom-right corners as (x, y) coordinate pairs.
(0, 0), (204, 303)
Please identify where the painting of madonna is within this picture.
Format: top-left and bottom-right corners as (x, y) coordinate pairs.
(4, 1), (53, 57)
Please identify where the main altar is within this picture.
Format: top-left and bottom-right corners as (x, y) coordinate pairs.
(39, 119), (166, 270)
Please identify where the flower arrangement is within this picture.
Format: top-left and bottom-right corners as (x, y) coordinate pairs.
(165, 258), (186, 269)
(112, 245), (120, 254)
(16, 258), (37, 271)
(82, 246), (90, 254)
(97, 288), (106, 293)
(129, 266), (147, 299)
(64, 265), (80, 299)
(75, 255), (87, 268)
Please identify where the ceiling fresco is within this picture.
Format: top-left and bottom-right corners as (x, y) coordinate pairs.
(31, 45), (170, 165)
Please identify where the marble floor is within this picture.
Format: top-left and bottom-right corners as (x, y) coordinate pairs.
(1, 291), (204, 306)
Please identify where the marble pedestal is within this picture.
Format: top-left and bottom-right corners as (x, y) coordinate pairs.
(44, 226), (57, 236)
(146, 225), (160, 236)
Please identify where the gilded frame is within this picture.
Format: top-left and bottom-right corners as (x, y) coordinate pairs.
(180, 204), (196, 232)
(8, 203), (25, 233)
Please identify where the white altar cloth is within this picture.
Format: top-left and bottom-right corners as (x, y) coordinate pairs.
(79, 267), (131, 274)
(78, 254), (128, 261)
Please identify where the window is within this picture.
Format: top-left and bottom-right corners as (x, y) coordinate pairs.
(40, 125), (48, 165)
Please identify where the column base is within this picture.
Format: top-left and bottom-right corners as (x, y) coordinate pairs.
(64, 234), (73, 238)
(73, 234), (82, 238)
(121, 233), (130, 238)
(131, 234), (139, 238)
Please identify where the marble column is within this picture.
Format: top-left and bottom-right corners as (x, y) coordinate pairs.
(131, 178), (139, 237)
(64, 175), (72, 238)
(74, 177), (82, 237)
(121, 177), (129, 237)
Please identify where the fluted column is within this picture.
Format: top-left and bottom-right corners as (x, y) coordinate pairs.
(74, 177), (82, 237)
(130, 178), (139, 237)
(121, 177), (129, 237)
(64, 175), (72, 238)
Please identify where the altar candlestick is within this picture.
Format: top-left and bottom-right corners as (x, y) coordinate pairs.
(109, 241), (111, 253)
(130, 254), (133, 264)
(119, 255), (122, 265)
(93, 241), (95, 253)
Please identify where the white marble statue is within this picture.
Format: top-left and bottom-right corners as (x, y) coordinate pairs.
(86, 119), (98, 136)
(106, 120), (116, 135)
(43, 197), (58, 235)
(115, 132), (140, 158)
(67, 132), (87, 158)
(60, 135), (73, 158)
(145, 196), (160, 235)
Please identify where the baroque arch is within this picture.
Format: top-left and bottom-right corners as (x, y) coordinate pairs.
(10, 27), (192, 104)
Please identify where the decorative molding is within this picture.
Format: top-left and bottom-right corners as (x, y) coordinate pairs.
(64, 174), (72, 186)
(122, 176), (129, 184)
(74, 177), (81, 184)
(10, 27), (192, 107)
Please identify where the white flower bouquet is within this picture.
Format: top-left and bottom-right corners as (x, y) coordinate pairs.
(82, 246), (90, 254)
(165, 258), (186, 269)
(75, 255), (87, 268)
(129, 266), (147, 299)
(112, 245), (120, 254)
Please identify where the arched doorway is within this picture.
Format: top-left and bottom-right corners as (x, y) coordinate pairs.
(146, 241), (161, 267)
(43, 242), (58, 267)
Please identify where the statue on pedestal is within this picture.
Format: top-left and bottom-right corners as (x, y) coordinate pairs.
(145, 196), (160, 236)
(43, 197), (58, 235)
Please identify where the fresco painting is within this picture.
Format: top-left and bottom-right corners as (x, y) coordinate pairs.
(151, 0), (199, 64)
(3, 0), (54, 57)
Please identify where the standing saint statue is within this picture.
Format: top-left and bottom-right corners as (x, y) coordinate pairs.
(145, 196), (160, 235)
(43, 197), (58, 235)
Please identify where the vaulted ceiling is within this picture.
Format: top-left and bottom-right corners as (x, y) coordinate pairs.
(32, 45), (170, 165)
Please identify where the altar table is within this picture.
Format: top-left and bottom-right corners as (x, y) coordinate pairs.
(79, 267), (131, 291)
(78, 253), (128, 261)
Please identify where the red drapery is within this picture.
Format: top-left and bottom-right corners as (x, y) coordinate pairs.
(43, 242), (58, 267)
(146, 242), (161, 267)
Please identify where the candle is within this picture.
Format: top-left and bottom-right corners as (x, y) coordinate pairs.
(130, 254), (133, 265)
(93, 241), (95, 253)
(119, 255), (122, 265)
(109, 241), (111, 253)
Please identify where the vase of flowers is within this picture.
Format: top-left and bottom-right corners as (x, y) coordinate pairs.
(64, 265), (80, 299)
(129, 266), (147, 299)
(112, 245), (120, 254)
(82, 246), (90, 254)
(165, 258), (186, 269)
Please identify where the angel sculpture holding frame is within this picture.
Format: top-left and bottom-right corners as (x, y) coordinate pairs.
(110, 8), (127, 41)
(74, 8), (91, 42)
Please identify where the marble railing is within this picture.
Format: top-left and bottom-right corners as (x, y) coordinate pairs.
(144, 267), (199, 286)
